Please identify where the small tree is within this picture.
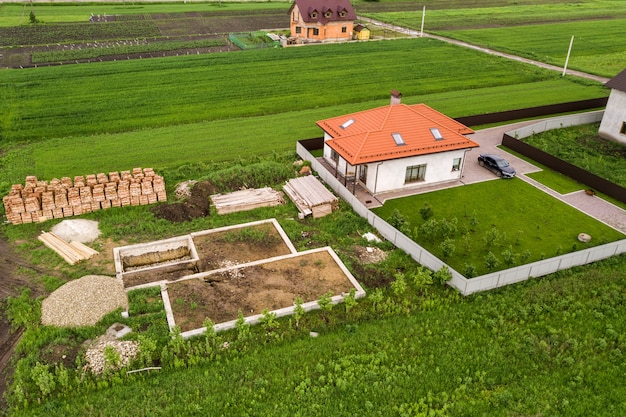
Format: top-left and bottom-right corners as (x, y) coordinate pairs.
(293, 296), (305, 330)
(419, 204), (433, 221)
(235, 310), (250, 341)
(501, 245), (516, 267)
(31, 362), (55, 399)
(440, 238), (456, 259)
(317, 290), (334, 321)
(259, 309), (280, 336)
(343, 288), (358, 316)
(484, 251), (500, 271)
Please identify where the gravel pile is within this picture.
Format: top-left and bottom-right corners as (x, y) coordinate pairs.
(41, 275), (128, 327)
(84, 340), (139, 375)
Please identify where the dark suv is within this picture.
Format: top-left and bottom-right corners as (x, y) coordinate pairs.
(477, 154), (516, 178)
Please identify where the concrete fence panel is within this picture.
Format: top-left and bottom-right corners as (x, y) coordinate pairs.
(297, 138), (625, 298)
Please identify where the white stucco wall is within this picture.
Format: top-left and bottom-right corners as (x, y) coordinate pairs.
(599, 89), (626, 144)
(363, 149), (469, 193)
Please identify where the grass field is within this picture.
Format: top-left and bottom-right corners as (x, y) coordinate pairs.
(360, 0), (626, 77)
(9, 253), (626, 416)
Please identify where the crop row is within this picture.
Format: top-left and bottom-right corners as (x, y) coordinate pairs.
(0, 21), (161, 47)
(31, 38), (227, 63)
(0, 38), (607, 144)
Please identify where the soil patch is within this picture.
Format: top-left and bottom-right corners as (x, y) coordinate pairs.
(151, 181), (215, 222)
(168, 250), (354, 332)
(194, 223), (293, 272)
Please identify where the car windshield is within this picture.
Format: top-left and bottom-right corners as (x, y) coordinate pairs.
(496, 159), (509, 168)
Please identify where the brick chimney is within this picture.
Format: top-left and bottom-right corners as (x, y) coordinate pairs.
(390, 90), (402, 105)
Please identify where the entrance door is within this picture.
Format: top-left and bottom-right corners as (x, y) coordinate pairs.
(359, 165), (368, 184)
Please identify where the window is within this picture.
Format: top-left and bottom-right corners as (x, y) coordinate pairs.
(295, 26), (302, 34)
(313, 28), (319, 36)
(392, 132), (405, 146)
(340, 119), (354, 129)
(405, 164), (426, 183)
(310, 12), (317, 18)
(430, 127), (444, 140)
(452, 158), (462, 171)
(620, 121), (626, 135)
(331, 149), (339, 163)
(341, 26), (347, 33)
(324, 11), (332, 18)
(339, 11), (346, 17)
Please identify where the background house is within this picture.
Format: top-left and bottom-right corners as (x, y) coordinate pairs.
(288, 0), (356, 43)
(599, 68), (626, 145)
(317, 91), (479, 194)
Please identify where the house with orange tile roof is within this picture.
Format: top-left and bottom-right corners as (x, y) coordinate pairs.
(317, 91), (479, 194)
(288, 0), (356, 43)
(599, 68), (626, 145)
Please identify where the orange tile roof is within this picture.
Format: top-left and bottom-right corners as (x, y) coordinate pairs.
(317, 103), (478, 165)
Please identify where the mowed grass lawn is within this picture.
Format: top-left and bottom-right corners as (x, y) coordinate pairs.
(373, 178), (625, 276)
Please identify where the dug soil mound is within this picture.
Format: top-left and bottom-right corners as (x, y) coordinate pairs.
(151, 181), (216, 222)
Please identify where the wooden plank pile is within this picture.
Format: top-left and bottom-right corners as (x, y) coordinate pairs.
(210, 187), (285, 215)
(3, 168), (166, 225)
(38, 231), (99, 265)
(283, 175), (339, 219)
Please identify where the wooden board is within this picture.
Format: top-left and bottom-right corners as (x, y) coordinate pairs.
(210, 187), (285, 215)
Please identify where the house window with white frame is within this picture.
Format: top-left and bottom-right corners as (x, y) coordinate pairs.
(405, 164), (426, 183)
(331, 149), (339, 163)
(620, 121), (626, 135)
(452, 158), (462, 171)
(295, 26), (302, 34)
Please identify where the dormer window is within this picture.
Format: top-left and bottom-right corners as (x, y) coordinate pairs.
(337, 7), (347, 17)
(324, 10), (332, 18)
(310, 11), (318, 18)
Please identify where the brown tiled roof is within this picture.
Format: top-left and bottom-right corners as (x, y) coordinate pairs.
(606, 68), (626, 93)
(289, 0), (356, 24)
(317, 104), (478, 165)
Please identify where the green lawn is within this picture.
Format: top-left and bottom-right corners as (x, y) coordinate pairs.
(373, 178), (625, 276)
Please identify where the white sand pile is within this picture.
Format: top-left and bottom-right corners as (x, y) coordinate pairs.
(41, 275), (128, 327)
(51, 219), (101, 243)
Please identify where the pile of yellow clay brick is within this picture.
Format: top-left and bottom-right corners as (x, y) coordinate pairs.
(3, 168), (166, 225)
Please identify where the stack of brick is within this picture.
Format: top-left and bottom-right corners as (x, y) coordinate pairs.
(2, 168), (167, 225)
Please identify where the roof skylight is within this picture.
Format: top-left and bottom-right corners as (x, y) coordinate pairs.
(430, 128), (444, 140)
(340, 119), (355, 129)
(392, 132), (405, 146)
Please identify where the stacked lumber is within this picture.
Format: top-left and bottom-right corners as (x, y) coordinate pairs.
(3, 168), (167, 225)
(211, 187), (285, 215)
(38, 232), (99, 265)
(283, 176), (339, 219)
